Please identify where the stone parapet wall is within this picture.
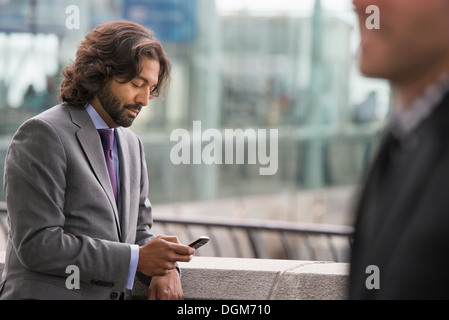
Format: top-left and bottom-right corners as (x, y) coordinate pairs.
(0, 252), (349, 300)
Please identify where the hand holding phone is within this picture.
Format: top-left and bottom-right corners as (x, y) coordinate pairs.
(188, 236), (210, 249)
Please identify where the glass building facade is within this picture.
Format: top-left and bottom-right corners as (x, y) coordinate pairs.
(0, 0), (390, 211)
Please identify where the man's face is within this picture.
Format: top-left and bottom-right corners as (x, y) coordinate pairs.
(96, 58), (160, 128)
(353, 0), (449, 85)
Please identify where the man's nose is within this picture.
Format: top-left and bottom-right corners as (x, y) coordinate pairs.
(135, 90), (150, 107)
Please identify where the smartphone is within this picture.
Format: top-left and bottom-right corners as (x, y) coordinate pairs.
(188, 236), (210, 249)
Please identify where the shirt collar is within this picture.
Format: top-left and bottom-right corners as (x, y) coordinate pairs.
(390, 73), (449, 140)
(85, 103), (113, 131)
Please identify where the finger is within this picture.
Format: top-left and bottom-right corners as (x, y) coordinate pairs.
(173, 253), (193, 263)
(161, 235), (180, 244)
(170, 242), (195, 255)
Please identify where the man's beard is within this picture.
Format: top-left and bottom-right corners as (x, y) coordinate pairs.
(97, 83), (142, 128)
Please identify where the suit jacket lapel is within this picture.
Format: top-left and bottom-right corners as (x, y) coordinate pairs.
(115, 128), (130, 242)
(67, 105), (122, 239)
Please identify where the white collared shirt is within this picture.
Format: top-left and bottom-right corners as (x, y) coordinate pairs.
(390, 73), (449, 141)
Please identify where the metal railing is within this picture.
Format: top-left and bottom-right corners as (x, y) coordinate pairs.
(0, 201), (354, 262)
(155, 213), (353, 261)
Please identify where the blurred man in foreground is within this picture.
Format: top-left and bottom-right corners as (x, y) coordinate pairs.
(350, 0), (449, 299)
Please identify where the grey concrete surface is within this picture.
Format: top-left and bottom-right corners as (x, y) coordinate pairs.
(0, 252), (349, 300)
(134, 256), (349, 300)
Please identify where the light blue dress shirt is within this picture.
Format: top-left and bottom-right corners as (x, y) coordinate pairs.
(85, 103), (139, 290)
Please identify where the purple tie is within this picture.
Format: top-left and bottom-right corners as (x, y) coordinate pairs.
(98, 129), (118, 204)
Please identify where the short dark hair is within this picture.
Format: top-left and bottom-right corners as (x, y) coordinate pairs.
(59, 20), (171, 108)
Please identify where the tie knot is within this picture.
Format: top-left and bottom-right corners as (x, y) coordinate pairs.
(98, 129), (114, 151)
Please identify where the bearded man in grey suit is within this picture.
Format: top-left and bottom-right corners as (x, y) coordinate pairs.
(0, 20), (194, 300)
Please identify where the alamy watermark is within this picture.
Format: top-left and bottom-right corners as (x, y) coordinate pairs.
(170, 121), (278, 176)
(365, 5), (380, 30)
(65, 5), (80, 30)
(365, 265), (380, 290)
(65, 265), (80, 290)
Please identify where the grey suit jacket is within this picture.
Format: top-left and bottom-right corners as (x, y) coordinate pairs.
(0, 103), (155, 299)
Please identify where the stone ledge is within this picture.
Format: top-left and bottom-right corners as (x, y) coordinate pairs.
(173, 257), (349, 300)
(0, 252), (349, 300)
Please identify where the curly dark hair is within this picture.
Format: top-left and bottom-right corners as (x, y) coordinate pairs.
(59, 20), (171, 108)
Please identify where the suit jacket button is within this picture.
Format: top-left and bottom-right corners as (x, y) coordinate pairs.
(110, 291), (119, 300)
